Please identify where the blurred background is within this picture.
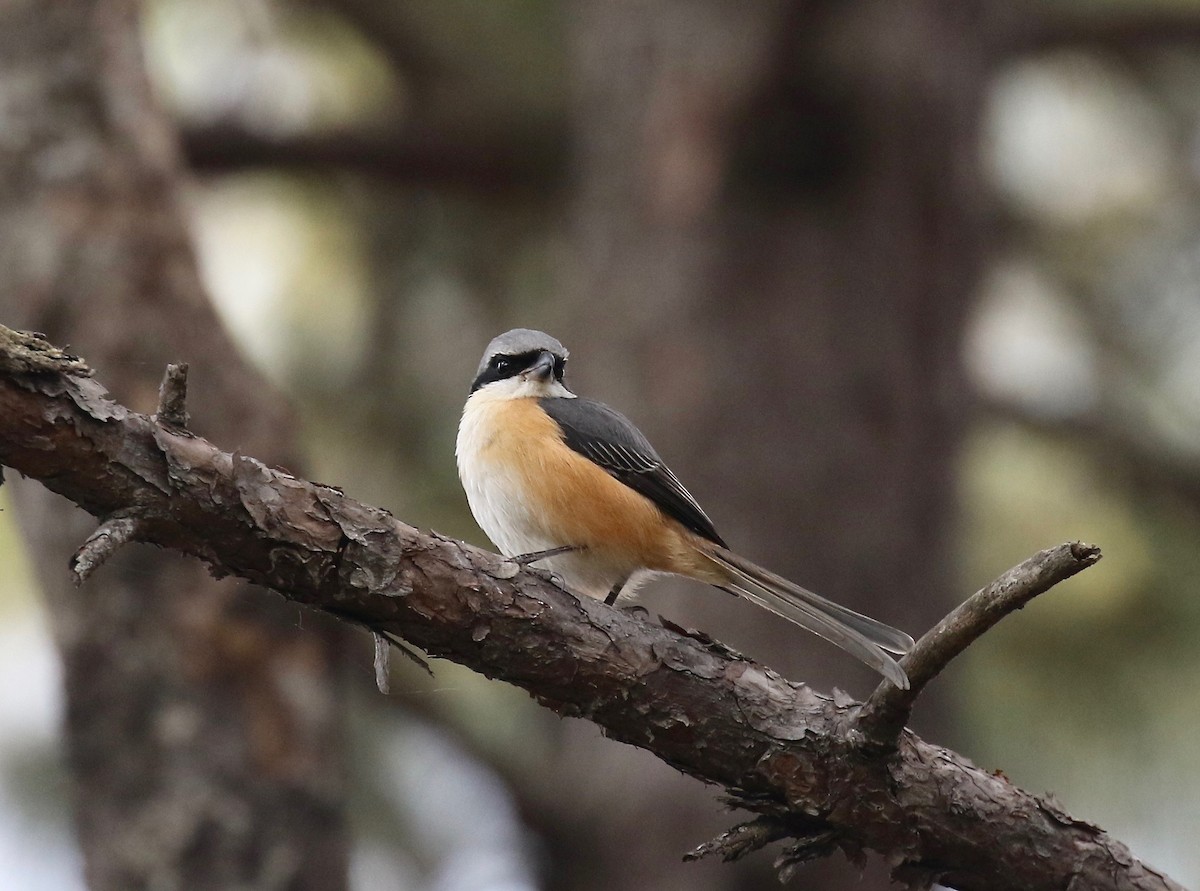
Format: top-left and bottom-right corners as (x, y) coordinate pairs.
(2, 1), (1200, 889)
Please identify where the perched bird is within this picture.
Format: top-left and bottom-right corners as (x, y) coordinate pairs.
(456, 328), (913, 687)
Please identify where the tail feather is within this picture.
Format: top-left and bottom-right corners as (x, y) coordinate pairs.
(701, 547), (913, 689)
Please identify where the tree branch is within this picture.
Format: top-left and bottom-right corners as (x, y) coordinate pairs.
(995, 5), (1200, 57)
(181, 122), (566, 195)
(0, 326), (1182, 891)
(856, 542), (1102, 748)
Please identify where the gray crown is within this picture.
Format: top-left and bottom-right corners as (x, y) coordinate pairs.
(476, 328), (568, 378)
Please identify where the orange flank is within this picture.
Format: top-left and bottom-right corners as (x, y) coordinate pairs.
(473, 396), (718, 583)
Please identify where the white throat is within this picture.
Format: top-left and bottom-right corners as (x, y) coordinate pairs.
(469, 375), (575, 401)
(456, 377), (572, 561)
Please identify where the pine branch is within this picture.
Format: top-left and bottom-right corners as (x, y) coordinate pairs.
(0, 325), (1181, 891)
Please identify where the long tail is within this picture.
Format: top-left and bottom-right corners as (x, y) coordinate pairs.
(699, 546), (914, 689)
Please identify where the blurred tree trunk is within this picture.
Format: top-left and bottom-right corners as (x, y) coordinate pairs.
(552, 1), (987, 889)
(0, 1), (348, 889)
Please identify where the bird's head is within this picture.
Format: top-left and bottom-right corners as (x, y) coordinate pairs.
(469, 328), (572, 399)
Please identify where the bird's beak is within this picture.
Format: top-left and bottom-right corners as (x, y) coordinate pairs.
(523, 351), (556, 382)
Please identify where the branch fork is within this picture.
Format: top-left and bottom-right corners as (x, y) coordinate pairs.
(66, 362), (195, 584)
(855, 542), (1103, 749)
(688, 541), (1105, 868)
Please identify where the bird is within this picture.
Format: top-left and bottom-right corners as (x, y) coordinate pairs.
(456, 328), (914, 687)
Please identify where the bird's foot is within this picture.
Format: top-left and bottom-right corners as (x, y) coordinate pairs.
(510, 545), (581, 566)
(604, 582), (624, 606)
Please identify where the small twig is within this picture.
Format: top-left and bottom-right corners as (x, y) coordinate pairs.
(156, 362), (189, 428)
(683, 816), (791, 863)
(377, 630), (432, 677)
(856, 541), (1102, 747)
(349, 621), (431, 678)
(326, 605), (435, 680)
(70, 514), (144, 585)
(774, 830), (842, 883)
(373, 632), (391, 694)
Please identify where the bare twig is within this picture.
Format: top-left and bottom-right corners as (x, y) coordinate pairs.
(775, 830), (842, 883)
(156, 363), (189, 428)
(684, 816), (791, 863)
(855, 542), (1102, 747)
(326, 610), (433, 677)
(70, 514), (144, 585)
(373, 632), (391, 694)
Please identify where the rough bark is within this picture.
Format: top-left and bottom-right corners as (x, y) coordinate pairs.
(0, 329), (1182, 891)
(0, 1), (347, 888)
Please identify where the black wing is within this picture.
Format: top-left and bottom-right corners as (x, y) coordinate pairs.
(540, 397), (727, 547)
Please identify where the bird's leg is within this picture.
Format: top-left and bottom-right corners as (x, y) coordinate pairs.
(510, 544), (581, 566)
(604, 577), (630, 606)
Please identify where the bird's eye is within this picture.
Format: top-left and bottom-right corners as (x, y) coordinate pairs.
(491, 355), (513, 373)
(553, 357), (565, 379)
